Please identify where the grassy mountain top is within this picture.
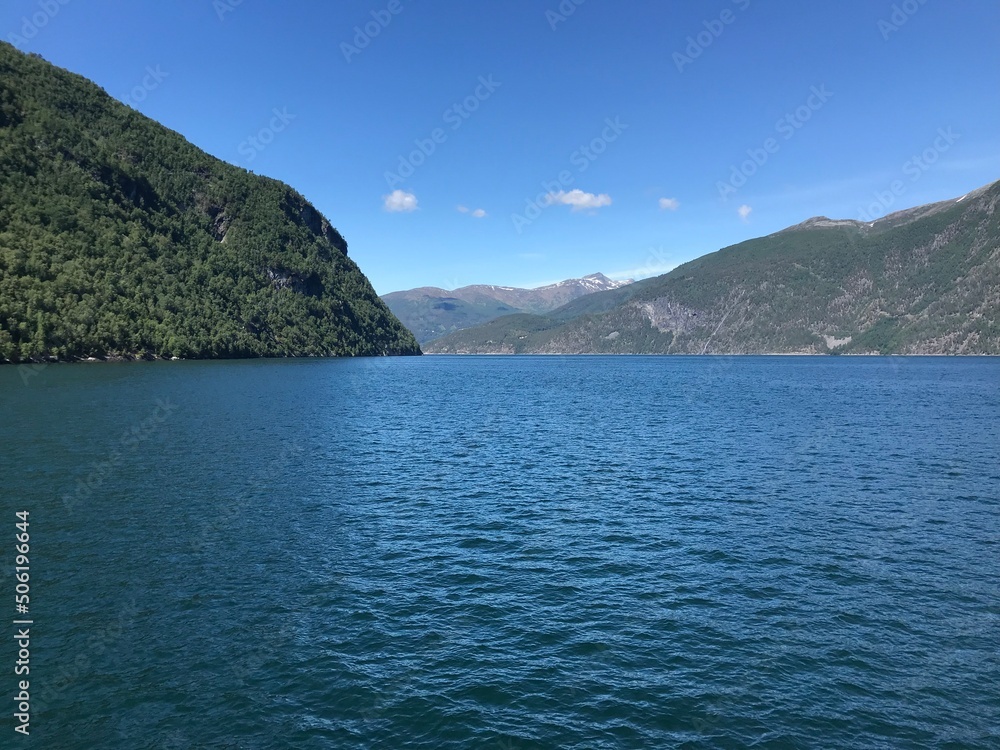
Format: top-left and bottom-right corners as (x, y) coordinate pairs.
(0, 43), (419, 362)
(427, 181), (1000, 355)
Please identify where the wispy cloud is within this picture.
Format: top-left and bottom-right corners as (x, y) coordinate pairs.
(518, 252), (545, 261)
(744, 170), (945, 210)
(658, 197), (680, 211)
(737, 204), (753, 221)
(519, 278), (565, 289)
(545, 189), (612, 212)
(384, 190), (418, 212)
(458, 205), (488, 218)
(608, 262), (677, 281)
(938, 154), (1000, 172)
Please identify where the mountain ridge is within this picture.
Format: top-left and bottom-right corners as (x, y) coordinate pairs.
(382, 272), (632, 344)
(781, 183), (994, 235)
(426, 181), (1000, 355)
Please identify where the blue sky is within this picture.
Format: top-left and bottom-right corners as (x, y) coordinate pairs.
(5, 0), (1000, 294)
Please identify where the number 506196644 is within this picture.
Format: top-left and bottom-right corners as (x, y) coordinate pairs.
(14, 510), (29, 616)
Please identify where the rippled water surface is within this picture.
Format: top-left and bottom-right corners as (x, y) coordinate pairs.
(2, 356), (998, 748)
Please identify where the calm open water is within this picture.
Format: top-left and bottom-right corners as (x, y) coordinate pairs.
(1, 356), (998, 749)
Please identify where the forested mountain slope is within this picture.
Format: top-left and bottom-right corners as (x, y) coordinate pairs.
(427, 182), (1000, 355)
(0, 43), (419, 361)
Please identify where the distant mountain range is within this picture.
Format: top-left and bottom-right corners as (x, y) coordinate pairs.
(382, 273), (632, 344)
(425, 181), (1000, 355)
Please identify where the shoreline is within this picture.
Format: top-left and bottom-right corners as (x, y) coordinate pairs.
(5, 351), (1000, 366)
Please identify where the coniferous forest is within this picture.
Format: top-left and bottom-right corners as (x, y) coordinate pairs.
(0, 43), (420, 362)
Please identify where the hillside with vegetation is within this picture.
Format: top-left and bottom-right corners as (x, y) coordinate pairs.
(426, 182), (1000, 355)
(0, 43), (419, 362)
(382, 273), (632, 344)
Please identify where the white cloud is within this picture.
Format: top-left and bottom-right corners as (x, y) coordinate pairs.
(471, 208), (487, 218)
(384, 190), (418, 213)
(658, 197), (680, 211)
(456, 205), (469, 213)
(737, 204), (753, 221)
(545, 189), (612, 212)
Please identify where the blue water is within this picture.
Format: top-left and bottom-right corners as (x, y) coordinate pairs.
(1, 356), (998, 748)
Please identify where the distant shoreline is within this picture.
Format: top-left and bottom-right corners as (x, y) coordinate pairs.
(1, 351), (422, 366)
(5, 351), (999, 367)
(420, 350), (1000, 357)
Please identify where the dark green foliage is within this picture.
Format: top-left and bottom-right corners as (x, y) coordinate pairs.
(0, 43), (419, 362)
